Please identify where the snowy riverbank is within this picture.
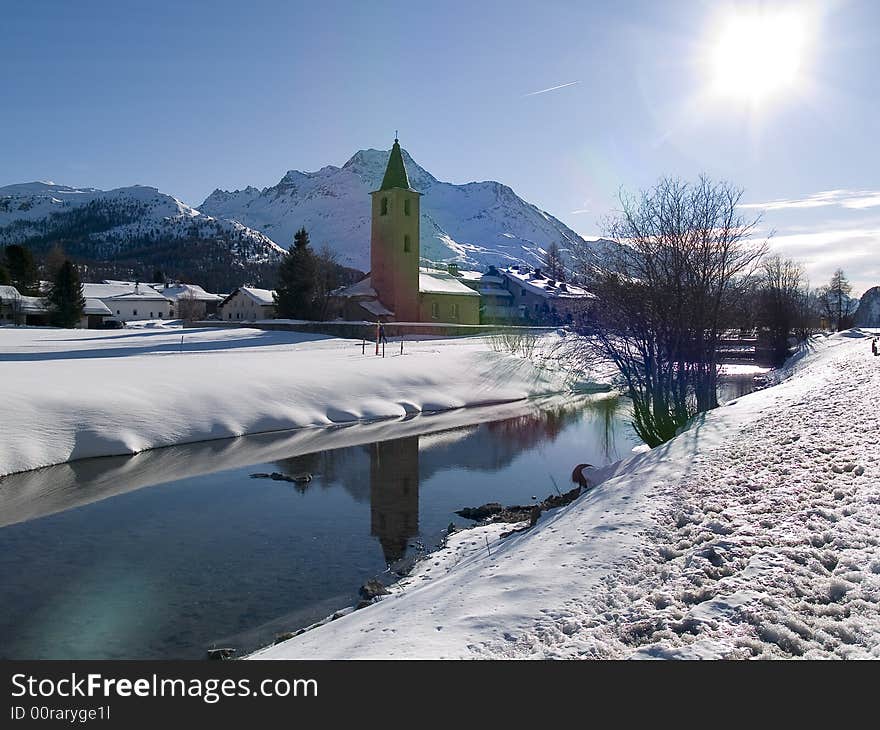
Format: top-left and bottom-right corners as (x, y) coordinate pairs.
(253, 330), (880, 659)
(0, 326), (582, 477)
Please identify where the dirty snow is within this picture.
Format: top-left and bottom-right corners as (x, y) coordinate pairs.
(254, 330), (880, 659)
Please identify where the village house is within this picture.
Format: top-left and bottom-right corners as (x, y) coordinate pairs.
(82, 282), (173, 322)
(0, 284), (112, 327)
(491, 265), (594, 324)
(156, 283), (225, 320)
(332, 138), (481, 325)
(220, 286), (276, 321)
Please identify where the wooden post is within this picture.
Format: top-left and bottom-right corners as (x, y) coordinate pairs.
(362, 338), (366, 355)
(400, 338), (404, 355)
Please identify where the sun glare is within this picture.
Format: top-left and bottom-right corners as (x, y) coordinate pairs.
(709, 9), (810, 103)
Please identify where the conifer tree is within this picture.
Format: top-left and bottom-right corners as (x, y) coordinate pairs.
(275, 227), (317, 319)
(3, 244), (40, 294)
(47, 260), (86, 328)
(0, 263), (9, 285)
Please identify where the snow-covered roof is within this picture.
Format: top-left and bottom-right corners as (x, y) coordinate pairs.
(456, 270), (484, 282)
(82, 283), (169, 301)
(501, 267), (595, 300)
(0, 285), (21, 301)
(418, 271), (480, 297)
(360, 299), (394, 316)
(334, 276), (378, 299)
(235, 287), (276, 306)
(19, 295), (48, 313)
(479, 287), (513, 298)
(83, 298), (113, 315)
(153, 283), (224, 302)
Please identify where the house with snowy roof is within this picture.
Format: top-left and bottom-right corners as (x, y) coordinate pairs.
(220, 286), (276, 321)
(498, 265), (595, 324)
(0, 285), (50, 326)
(1, 284), (113, 327)
(331, 138), (480, 325)
(82, 282), (173, 322)
(154, 283), (225, 320)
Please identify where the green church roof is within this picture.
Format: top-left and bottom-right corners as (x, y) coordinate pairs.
(379, 139), (413, 191)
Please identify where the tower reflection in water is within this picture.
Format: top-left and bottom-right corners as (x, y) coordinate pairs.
(274, 394), (626, 567)
(369, 437), (420, 564)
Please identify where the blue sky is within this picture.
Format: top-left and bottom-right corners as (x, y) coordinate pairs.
(2, 0), (878, 291)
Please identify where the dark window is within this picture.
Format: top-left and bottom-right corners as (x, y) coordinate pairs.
(404, 235), (411, 253)
(404, 198), (410, 216)
(133, 309), (138, 316)
(381, 197), (388, 215)
(520, 289), (526, 297)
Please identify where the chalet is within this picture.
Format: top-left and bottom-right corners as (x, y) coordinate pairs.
(220, 287), (276, 321)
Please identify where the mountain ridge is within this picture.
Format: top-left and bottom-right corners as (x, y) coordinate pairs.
(200, 147), (596, 271)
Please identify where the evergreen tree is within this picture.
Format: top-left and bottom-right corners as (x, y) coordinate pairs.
(47, 260), (86, 328)
(3, 244), (40, 294)
(45, 243), (67, 279)
(152, 269), (165, 284)
(817, 269), (857, 331)
(0, 263), (9, 285)
(275, 227), (317, 319)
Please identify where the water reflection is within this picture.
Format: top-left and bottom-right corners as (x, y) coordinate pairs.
(0, 393), (638, 659)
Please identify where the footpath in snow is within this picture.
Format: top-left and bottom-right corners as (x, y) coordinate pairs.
(0, 326), (576, 477)
(254, 330), (880, 659)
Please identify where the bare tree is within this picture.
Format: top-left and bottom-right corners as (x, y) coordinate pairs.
(176, 290), (202, 322)
(543, 242), (566, 281)
(312, 244), (342, 321)
(566, 176), (767, 446)
(757, 256), (816, 364)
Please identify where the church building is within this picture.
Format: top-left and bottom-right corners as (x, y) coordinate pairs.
(333, 138), (480, 325)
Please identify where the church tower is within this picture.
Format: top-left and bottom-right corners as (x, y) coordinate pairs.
(370, 138), (420, 321)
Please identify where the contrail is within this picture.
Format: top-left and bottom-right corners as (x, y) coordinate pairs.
(523, 81), (580, 97)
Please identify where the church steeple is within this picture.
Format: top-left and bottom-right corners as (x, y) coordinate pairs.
(369, 137), (421, 321)
(379, 137), (412, 191)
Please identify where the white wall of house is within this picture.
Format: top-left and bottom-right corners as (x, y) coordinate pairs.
(222, 291), (275, 321)
(106, 298), (173, 322)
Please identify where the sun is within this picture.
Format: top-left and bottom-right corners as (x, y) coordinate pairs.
(709, 9), (810, 103)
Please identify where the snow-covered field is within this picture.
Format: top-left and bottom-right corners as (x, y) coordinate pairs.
(0, 326), (573, 477)
(254, 330), (880, 659)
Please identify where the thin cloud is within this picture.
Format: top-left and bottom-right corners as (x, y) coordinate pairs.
(523, 81), (580, 97)
(739, 189), (880, 211)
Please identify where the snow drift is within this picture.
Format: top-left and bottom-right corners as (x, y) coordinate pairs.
(0, 326), (572, 477)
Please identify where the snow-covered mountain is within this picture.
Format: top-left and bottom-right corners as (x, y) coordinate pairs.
(0, 181), (284, 262)
(201, 148), (595, 270)
(854, 286), (880, 327)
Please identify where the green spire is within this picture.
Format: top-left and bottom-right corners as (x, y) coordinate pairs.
(379, 138), (412, 191)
